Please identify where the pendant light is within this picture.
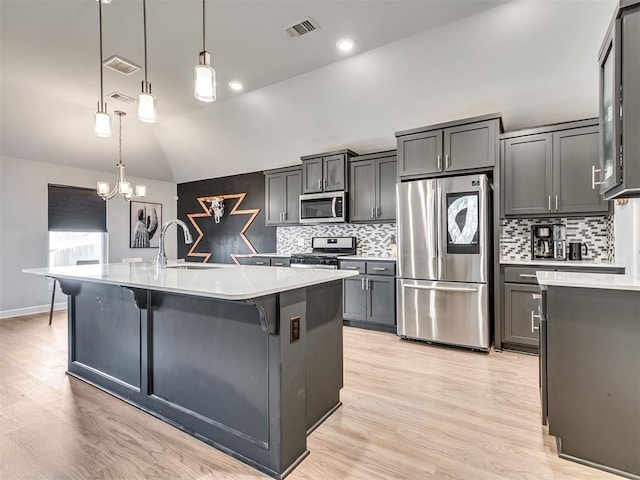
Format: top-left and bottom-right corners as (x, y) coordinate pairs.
(94, 0), (111, 137)
(138, 0), (157, 123)
(194, 0), (216, 102)
(97, 111), (147, 201)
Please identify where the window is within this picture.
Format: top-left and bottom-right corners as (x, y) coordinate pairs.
(49, 231), (105, 267)
(48, 184), (108, 266)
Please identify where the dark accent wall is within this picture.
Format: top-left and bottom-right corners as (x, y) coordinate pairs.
(177, 172), (275, 263)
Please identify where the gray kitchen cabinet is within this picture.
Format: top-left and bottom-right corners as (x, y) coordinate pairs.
(301, 149), (357, 194)
(444, 120), (497, 172)
(498, 264), (625, 353)
(343, 276), (367, 322)
(367, 275), (395, 326)
(349, 150), (397, 223)
(502, 119), (612, 218)
(553, 126), (609, 214)
(598, 1), (640, 200)
(340, 260), (396, 332)
(397, 130), (442, 178)
(396, 114), (501, 180)
(503, 283), (541, 347)
(264, 167), (301, 226)
(503, 133), (553, 216)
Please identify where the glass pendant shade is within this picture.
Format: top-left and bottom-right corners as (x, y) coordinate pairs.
(97, 182), (110, 196)
(138, 92), (157, 123)
(194, 63), (216, 102)
(94, 111), (112, 137)
(119, 181), (131, 195)
(135, 185), (147, 198)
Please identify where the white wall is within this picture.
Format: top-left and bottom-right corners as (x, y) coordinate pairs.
(0, 155), (177, 318)
(614, 199), (640, 276)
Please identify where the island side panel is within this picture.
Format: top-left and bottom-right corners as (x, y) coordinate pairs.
(69, 282), (142, 392)
(305, 280), (344, 431)
(147, 291), (278, 468)
(547, 286), (640, 477)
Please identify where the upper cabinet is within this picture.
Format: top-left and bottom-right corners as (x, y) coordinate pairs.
(301, 149), (357, 194)
(598, 1), (640, 200)
(502, 120), (611, 218)
(264, 166), (302, 226)
(349, 150), (397, 223)
(396, 114), (501, 180)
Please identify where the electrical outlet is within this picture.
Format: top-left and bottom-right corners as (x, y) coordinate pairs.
(290, 316), (300, 343)
(297, 238), (305, 247)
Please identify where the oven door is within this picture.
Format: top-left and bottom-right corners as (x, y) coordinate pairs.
(299, 192), (346, 224)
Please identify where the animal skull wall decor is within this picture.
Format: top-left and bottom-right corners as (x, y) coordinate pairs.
(209, 196), (225, 223)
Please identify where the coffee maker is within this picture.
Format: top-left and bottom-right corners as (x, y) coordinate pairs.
(531, 224), (567, 260)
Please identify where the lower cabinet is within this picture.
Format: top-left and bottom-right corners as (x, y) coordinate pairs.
(500, 264), (625, 353)
(503, 283), (541, 348)
(340, 260), (396, 332)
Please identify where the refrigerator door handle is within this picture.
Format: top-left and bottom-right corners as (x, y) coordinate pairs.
(404, 284), (479, 293)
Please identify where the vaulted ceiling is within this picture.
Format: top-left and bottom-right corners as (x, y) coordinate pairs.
(0, 0), (615, 183)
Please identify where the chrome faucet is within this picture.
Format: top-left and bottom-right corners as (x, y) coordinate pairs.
(154, 219), (193, 269)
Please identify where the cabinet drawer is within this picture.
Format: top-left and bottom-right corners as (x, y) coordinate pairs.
(504, 266), (553, 284)
(250, 258), (271, 266)
(270, 258), (290, 267)
(365, 261), (396, 276)
(339, 261), (366, 274)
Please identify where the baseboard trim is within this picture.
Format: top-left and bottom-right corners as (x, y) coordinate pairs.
(0, 302), (66, 320)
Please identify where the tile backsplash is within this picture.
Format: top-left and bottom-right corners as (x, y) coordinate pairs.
(500, 216), (614, 262)
(277, 223), (397, 256)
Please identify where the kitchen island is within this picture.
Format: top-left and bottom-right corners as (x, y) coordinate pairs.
(537, 271), (640, 480)
(24, 262), (358, 479)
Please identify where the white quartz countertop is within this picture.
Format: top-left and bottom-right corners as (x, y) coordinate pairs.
(537, 271), (640, 291)
(501, 259), (625, 269)
(23, 262), (358, 301)
(338, 256), (397, 262)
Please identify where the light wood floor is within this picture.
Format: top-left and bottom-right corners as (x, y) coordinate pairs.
(0, 311), (617, 480)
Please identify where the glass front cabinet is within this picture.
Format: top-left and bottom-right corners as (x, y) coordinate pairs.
(598, 18), (621, 195)
(598, 1), (640, 200)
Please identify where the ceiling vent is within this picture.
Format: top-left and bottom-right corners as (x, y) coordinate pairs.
(107, 92), (137, 104)
(103, 55), (141, 75)
(282, 17), (320, 39)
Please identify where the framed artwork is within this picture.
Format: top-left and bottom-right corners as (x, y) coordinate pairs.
(130, 201), (162, 248)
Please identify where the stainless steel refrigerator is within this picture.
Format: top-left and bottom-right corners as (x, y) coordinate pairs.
(397, 174), (490, 351)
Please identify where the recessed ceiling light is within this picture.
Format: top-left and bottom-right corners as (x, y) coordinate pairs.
(228, 81), (244, 91)
(336, 38), (355, 52)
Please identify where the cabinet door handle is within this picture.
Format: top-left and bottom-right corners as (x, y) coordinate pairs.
(548, 195), (551, 212)
(373, 267), (387, 271)
(323, 178), (328, 190)
(318, 178), (322, 190)
(283, 212), (287, 221)
(445, 153), (450, 169)
(519, 274), (538, 278)
(376, 206), (380, 218)
(255, 261), (266, 265)
(273, 262), (284, 266)
(591, 166), (602, 189)
(555, 195), (558, 211)
(531, 310), (541, 332)
(437, 155), (442, 170)
(532, 293), (542, 300)
(371, 207), (375, 219)
(345, 266), (358, 270)
(361, 278), (365, 290)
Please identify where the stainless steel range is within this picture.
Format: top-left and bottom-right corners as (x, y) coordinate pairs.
(290, 237), (357, 270)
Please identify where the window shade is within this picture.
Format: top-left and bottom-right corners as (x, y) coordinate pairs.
(48, 184), (107, 232)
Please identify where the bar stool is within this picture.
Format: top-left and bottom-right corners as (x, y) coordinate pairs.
(49, 259), (99, 325)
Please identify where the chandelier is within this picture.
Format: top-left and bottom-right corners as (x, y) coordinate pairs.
(97, 111), (147, 201)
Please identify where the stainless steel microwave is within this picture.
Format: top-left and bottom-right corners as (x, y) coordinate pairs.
(299, 191), (347, 224)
